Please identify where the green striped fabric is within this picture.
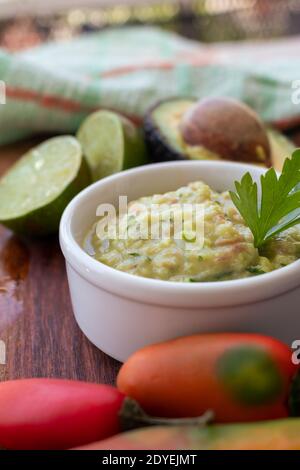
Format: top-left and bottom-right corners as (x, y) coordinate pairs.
(0, 26), (300, 145)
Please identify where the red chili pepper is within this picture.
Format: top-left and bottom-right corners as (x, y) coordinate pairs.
(0, 379), (125, 450)
(118, 333), (298, 423)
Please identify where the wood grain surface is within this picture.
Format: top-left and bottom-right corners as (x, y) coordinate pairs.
(1, 131), (300, 385)
(0, 138), (121, 385)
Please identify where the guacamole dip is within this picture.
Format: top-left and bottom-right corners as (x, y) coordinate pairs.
(84, 181), (300, 282)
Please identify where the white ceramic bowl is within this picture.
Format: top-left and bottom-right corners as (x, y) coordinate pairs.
(60, 161), (300, 362)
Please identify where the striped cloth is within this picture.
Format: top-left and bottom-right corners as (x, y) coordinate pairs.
(0, 26), (300, 146)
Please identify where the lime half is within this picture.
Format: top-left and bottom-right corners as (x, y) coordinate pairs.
(77, 110), (147, 182)
(0, 136), (91, 236)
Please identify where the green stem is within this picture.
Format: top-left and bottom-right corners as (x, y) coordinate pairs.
(119, 397), (214, 432)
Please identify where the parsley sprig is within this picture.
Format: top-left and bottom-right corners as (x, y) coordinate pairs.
(230, 150), (300, 248)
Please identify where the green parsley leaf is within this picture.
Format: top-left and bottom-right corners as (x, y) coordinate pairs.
(230, 150), (300, 248)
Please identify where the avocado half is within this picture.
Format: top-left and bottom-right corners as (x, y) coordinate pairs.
(144, 98), (295, 167)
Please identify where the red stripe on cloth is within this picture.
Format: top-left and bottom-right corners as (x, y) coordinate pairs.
(5, 86), (142, 124)
(100, 54), (218, 79)
(101, 61), (174, 78)
(6, 86), (93, 113)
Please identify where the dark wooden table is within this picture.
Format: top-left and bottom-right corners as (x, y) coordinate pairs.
(1, 131), (300, 385)
(0, 139), (121, 385)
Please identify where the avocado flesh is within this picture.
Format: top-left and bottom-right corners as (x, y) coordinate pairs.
(144, 99), (220, 162)
(267, 128), (296, 171)
(144, 98), (295, 166)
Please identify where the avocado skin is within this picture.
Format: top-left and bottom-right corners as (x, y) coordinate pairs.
(144, 115), (187, 163)
(143, 98), (196, 163)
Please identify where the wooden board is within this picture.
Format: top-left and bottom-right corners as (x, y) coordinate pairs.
(0, 139), (121, 384)
(1, 132), (300, 384)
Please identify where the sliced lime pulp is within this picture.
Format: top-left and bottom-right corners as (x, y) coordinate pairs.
(77, 110), (147, 182)
(0, 135), (91, 236)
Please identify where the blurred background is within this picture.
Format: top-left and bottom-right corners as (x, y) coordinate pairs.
(0, 0), (300, 51)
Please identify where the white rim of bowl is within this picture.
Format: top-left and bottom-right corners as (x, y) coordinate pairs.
(60, 161), (300, 309)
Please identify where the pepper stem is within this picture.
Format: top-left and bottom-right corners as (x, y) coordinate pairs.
(119, 397), (214, 432)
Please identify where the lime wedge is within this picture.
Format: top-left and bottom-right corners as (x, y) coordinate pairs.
(77, 110), (147, 182)
(0, 136), (91, 236)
